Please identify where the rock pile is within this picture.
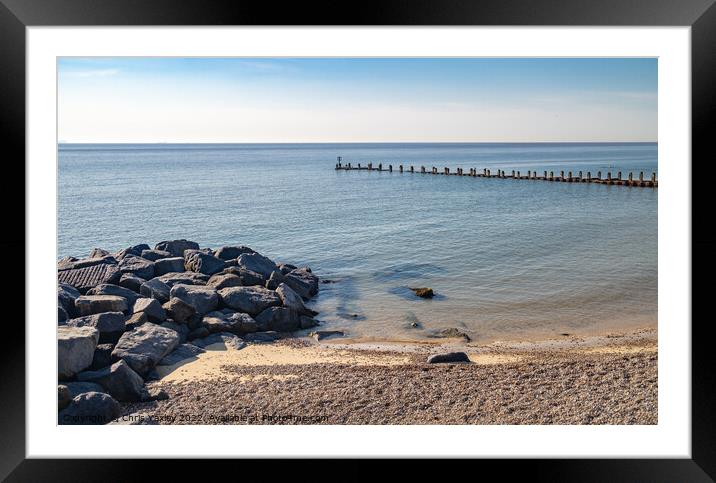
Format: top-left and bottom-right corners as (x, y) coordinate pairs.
(57, 240), (320, 425)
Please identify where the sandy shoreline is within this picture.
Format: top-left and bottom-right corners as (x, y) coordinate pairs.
(120, 326), (657, 425)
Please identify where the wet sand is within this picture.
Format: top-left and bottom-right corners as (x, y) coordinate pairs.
(122, 327), (657, 425)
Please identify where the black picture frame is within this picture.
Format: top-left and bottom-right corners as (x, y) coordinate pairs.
(2, 0), (713, 479)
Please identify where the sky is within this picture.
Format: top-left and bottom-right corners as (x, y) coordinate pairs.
(58, 57), (657, 143)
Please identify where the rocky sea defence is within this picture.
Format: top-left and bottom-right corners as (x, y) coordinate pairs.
(57, 239), (320, 425)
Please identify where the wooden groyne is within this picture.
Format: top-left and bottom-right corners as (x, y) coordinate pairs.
(333, 158), (657, 188)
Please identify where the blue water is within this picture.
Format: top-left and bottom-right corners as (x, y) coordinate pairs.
(58, 143), (658, 342)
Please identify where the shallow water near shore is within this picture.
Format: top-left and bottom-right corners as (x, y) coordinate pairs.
(58, 142), (657, 342)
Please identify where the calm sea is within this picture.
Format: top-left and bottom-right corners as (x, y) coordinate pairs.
(58, 143), (658, 342)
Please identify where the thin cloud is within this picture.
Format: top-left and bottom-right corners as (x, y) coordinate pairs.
(62, 68), (121, 78)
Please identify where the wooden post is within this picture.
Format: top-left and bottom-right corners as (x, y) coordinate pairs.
(628, 172), (633, 183)
(560, 170), (564, 181)
(578, 171), (582, 179)
(568, 171), (572, 182)
(410, 166), (414, 173)
(550, 171), (554, 180)
(597, 171), (601, 180)
(348, 162), (351, 169)
(399, 164), (403, 173)
(487, 169), (491, 177)
(378, 163), (382, 171)
(639, 171), (644, 182)
(617, 171), (622, 180)
(358, 163), (361, 169)
(651, 173), (656, 182)
(368, 162), (372, 170)
(420, 166), (424, 173)
(512, 170), (516, 178)
(389, 164), (392, 172)
(433, 167), (437, 174)
(587, 171), (591, 181)
(528, 170), (531, 179)
(517, 171), (520, 178)
(607, 172), (612, 183)
(483, 168), (487, 176)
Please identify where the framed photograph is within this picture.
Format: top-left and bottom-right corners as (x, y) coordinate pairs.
(3, 0), (713, 478)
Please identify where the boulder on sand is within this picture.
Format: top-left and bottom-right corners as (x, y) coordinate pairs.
(119, 256), (155, 280)
(140, 278), (171, 303)
(235, 252), (279, 279)
(74, 295), (128, 316)
(276, 283), (318, 316)
(184, 251), (226, 276)
(111, 323), (180, 376)
(77, 359), (145, 402)
(427, 352), (471, 364)
(158, 343), (206, 366)
(154, 257), (186, 276)
(254, 307), (301, 332)
(58, 326), (99, 379)
(193, 332), (245, 350)
(202, 310), (257, 334)
(58, 392), (121, 425)
(169, 284), (218, 315)
(283, 268), (319, 299)
(65, 312), (126, 344)
(218, 286), (281, 316)
(154, 239), (199, 258)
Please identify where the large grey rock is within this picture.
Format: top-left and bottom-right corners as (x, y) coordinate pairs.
(119, 256), (155, 280)
(169, 284), (218, 315)
(65, 312), (126, 344)
(77, 359), (145, 402)
(57, 262), (121, 294)
(59, 392), (121, 425)
(206, 273), (243, 290)
(57, 392), (121, 425)
(90, 343), (114, 370)
(214, 245), (255, 261)
(193, 332), (246, 350)
(283, 268), (319, 299)
(65, 381), (106, 398)
(132, 297), (166, 322)
(58, 326), (99, 379)
(89, 248), (111, 259)
(243, 331), (281, 343)
(125, 312), (148, 331)
(140, 278), (171, 303)
(265, 270), (284, 290)
(162, 297), (196, 323)
(300, 316), (319, 329)
(141, 249), (172, 261)
(86, 283), (140, 305)
(155, 239), (199, 257)
(276, 283), (318, 316)
(74, 295), (128, 316)
(114, 244), (151, 260)
(218, 286), (281, 316)
(161, 320), (189, 344)
(184, 251), (226, 276)
(158, 343), (206, 366)
(118, 273), (146, 293)
(221, 267), (265, 286)
(236, 252), (279, 279)
(58, 305), (68, 324)
(254, 307), (301, 332)
(157, 271), (209, 286)
(278, 263), (297, 275)
(58, 283), (81, 316)
(202, 310), (257, 334)
(427, 352), (471, 364)
(111, 323), (180, 376)
(154, 257), (186, 276)
(57, 255), (116, 271)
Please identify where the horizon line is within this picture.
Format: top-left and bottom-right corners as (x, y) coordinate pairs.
(58, 140), (658, 145)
